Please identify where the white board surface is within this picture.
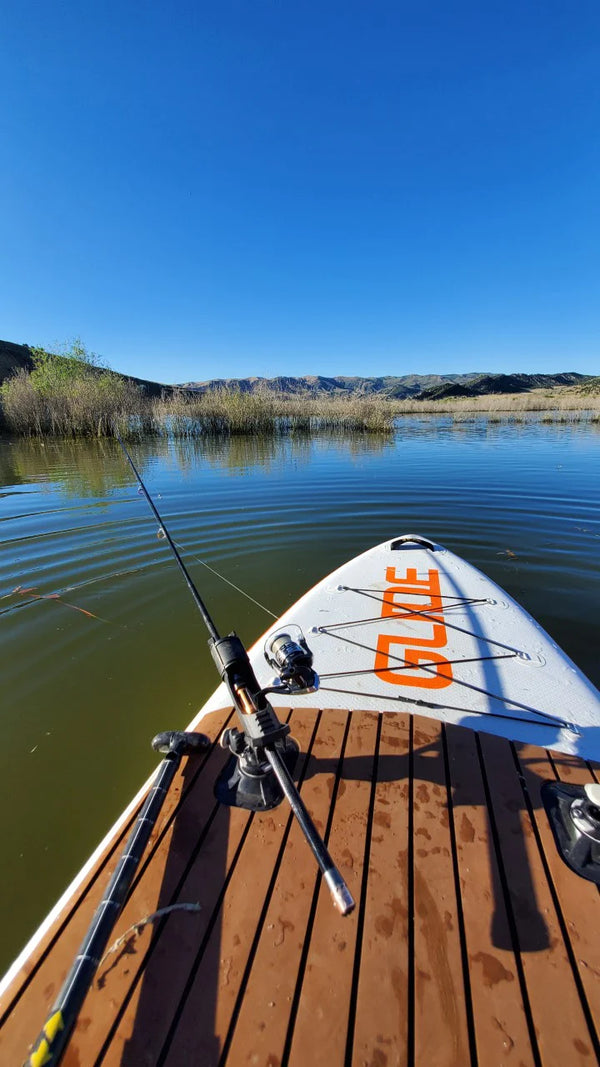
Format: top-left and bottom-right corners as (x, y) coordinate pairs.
(202, 536), (600, 759)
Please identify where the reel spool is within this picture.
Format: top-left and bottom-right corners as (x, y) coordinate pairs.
(264, 625), (318, 694)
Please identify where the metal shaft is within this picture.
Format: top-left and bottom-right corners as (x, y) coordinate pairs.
(264, 746), (355, 915)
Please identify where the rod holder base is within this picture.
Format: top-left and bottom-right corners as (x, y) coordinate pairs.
(215, 737), (299, 811)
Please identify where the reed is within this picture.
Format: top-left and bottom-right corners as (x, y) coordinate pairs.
(0, 372), (395, 437)
(149, 389), (395, 435)
(0, 367), (152, 437)
(0, 342), (156, 438)
(392, 387), (600, 420)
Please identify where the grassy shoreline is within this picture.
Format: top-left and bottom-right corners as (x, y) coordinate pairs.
(1, 359), (598, 437)
(0, 370), (397, 436)
(393, 385), (600, 417)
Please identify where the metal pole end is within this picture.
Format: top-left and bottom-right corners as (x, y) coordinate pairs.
(324, 869), (355, 916)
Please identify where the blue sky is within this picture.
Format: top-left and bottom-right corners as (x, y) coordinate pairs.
(1, 1), (599, 382)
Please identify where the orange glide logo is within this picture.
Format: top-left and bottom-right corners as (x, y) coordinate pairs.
(374, 566), (453, 689)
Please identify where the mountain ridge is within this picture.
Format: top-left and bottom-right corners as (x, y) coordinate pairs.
(0, 340), (591, 399)
(178, 372), (488, 398)
(418, 371), (588, 400)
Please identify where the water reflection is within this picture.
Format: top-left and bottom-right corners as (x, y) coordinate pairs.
(7, 418), (596, 502)
(1, 431), (396, 498)
(173, 434), (292, 476)
(0, 437), (132, 498)
(394, 414), (600, 443)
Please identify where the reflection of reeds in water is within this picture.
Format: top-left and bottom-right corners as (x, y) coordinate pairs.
(0, 436), (134, 498)
(169, 433), (285, 476)
(2, 429), (396, 498)
(3, 409), (596, 501)
(170, 430), (394, 478)
(204, 432), (323, 473)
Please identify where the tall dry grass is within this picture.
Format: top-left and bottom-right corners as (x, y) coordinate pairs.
(0, 368), (151, 437)
(150, 388), (395, 435)
(0, 373), (395, 437)
(392, 387), (600, 421)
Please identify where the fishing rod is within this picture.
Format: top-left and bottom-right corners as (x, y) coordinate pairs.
(115, 435), (354, 914)
(26, 434), (354, 1066)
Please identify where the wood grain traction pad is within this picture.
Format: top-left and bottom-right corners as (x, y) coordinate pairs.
(1, 707), (599, 1066)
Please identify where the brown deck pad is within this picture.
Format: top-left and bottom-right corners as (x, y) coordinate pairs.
(1, 709), (600, 1066)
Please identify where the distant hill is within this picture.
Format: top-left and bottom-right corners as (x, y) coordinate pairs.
(0, 340), (35, 382)
(577, 376), (600, 395)
(179, 372), (486, 399)
(176, 370), (593, 398)
(417, 372), (589, 400)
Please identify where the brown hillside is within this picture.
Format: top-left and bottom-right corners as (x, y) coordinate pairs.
(0, 340), (172, 398)
(0, 340), (35, 382)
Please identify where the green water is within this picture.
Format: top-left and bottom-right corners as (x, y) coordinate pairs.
(1, 421), (599, 974)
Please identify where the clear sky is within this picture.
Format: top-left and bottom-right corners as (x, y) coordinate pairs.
(1, 1), (599, 383)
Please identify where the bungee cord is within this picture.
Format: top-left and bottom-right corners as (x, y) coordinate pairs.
(317, 684), (570, 731)
(319, 651), (520, 679)
(316, 626), (573, 731)
(328, 586), (527, 657)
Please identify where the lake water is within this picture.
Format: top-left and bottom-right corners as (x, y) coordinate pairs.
(1, 419), (599, 975)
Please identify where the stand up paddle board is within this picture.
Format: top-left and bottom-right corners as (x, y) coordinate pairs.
(2, 535), (600, 1066)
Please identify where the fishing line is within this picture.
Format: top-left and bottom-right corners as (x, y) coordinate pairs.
(0, 551), (276, 625)
(117, 435), (219, 639)
(170, 537), (278, 619)
(0, 586), (113, 623)
(122, 445), (278, 618)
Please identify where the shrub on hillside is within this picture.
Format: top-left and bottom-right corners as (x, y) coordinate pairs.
(0, 339), (149, 436)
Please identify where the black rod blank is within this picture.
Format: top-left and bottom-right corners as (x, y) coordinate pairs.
(117, 435), (220, 641)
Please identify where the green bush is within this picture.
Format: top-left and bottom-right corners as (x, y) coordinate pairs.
(0, 339), (149, 436)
